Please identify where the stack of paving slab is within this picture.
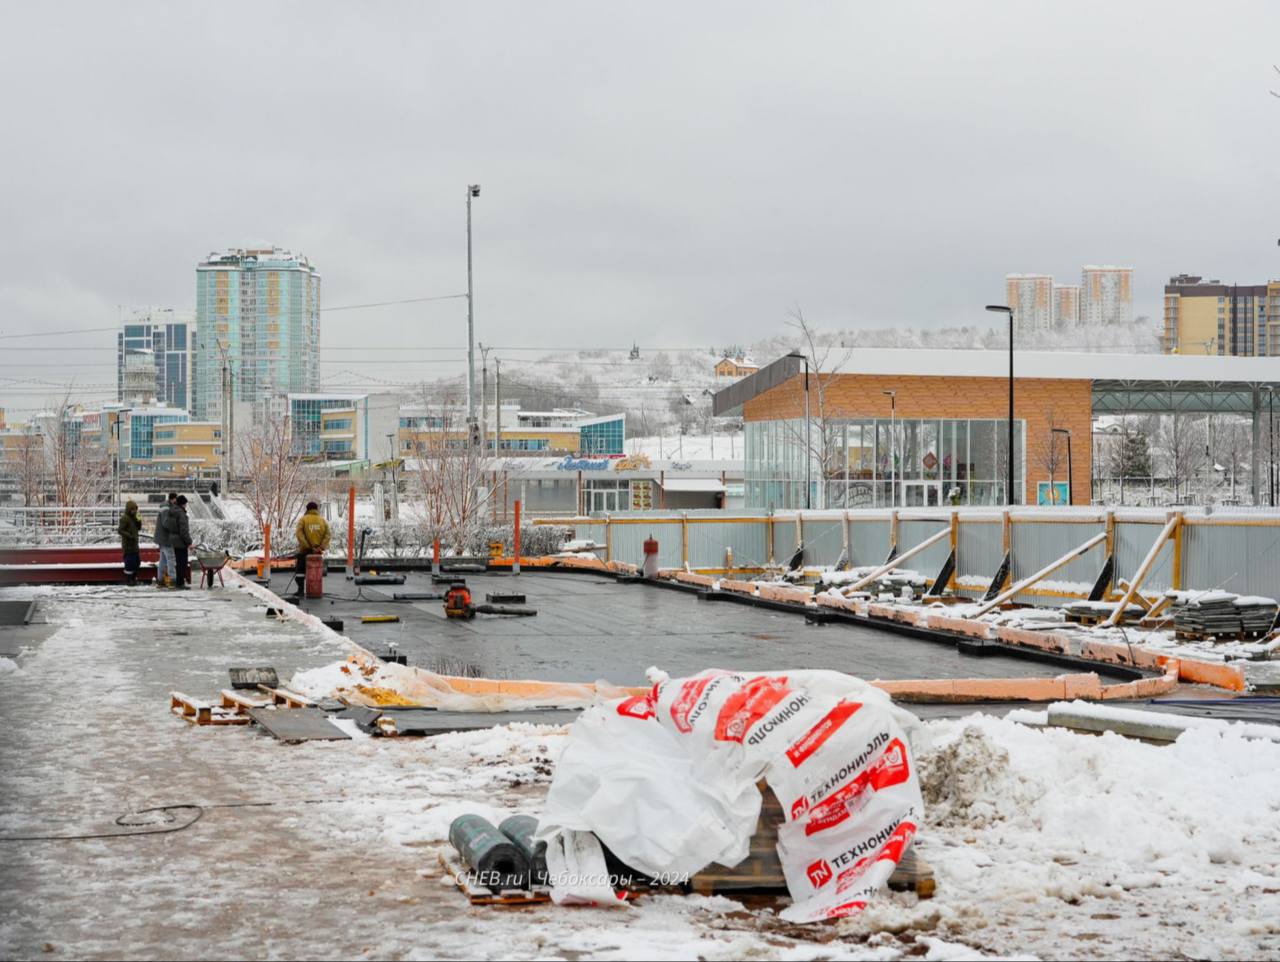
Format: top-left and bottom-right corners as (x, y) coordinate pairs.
(1170, 590), (1279, 641)
(1063, 599), (1144, 625)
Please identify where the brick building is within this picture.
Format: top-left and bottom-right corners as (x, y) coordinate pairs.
(713, 350), (1279, 510)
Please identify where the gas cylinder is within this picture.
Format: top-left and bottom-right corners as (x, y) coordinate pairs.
(642, 534), (660, 578)
(304, 553), (325, 598)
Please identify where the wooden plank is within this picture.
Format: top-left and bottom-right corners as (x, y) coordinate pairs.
(247, 707), (350, 742)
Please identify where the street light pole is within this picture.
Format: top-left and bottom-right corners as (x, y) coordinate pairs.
(1052, 427), (1073, 506)
(466, 184), (481, 445)
(1266, 385), (1275, 507)
(986, 305), (1016, 506)
(882, 390), (896, 507)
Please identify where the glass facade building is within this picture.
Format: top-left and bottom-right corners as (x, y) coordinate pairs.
(116, 309), (194, 409)
(745, 417), (1025, 509)
(194, 248), (320, 422)
(578, 414), (625, 455)
(290, 395), (363, 458)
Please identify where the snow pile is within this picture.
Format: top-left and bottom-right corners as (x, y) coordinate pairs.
(838, 715), (1280, 957)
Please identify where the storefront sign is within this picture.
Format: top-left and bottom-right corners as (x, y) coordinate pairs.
(556, 456), (612, 471)
(614, 454), (652, 472)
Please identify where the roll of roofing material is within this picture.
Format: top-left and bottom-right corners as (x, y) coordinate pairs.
(449, 814), (529, 891)
(499, 815), (548, 886)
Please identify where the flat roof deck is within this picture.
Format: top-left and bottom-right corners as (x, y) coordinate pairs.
(267, 568), (1059, 685)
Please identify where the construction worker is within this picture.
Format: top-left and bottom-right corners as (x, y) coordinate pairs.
(167, 495), (193, 590)
(293, 501), (331, 594)
(153, 492), (178, 588)
(118, 500), (142, 586)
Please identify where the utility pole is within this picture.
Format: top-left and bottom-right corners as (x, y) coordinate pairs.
(480, 343), (491, 454)
(466, 184), (481, 445)
(494, 358), (502, 455)
(219, 348), (229, 494)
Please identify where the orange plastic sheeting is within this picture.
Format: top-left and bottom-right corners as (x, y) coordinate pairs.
(1173, 658), (1246, 692)
(607, 560), (639, 575)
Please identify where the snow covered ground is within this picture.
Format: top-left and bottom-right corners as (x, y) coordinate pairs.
(2, 582), (1279, 959)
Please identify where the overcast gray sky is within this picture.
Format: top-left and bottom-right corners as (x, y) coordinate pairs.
(1, 1), (1277, 413)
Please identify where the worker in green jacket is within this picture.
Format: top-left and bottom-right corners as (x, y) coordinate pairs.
(118, 500), (142, 586)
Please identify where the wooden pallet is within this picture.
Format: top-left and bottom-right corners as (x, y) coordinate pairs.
(688, 784), (935, 899)
(170, 691), (252, 726)
(437, 851), (550, 906)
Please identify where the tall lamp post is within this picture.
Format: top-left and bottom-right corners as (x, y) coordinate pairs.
(986, 305), (1016, 506)
(466, 184), (481, 446)
(1052, 427), (1073, 506)
(882, 390), (897, 507)
(787, 351), (811, 510)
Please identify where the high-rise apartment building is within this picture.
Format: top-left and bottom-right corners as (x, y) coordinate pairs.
(116, 308), (194, 409)
(193, 247), (320, 422)
(1053, 284), (1080, 327)
(1162, 274), (1280, 356)
(1006, 274), (1054, 335)
(1080, 266), (1133, 326)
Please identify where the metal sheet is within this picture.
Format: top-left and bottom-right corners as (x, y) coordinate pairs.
(248, 707), (351, 742)
(1009, 520), (1106, 606)
(800, 519), (845, 566)
(1115, 520), (1175, 593)
(956, 521), (1003, 591)
(898, 519), (951, 579)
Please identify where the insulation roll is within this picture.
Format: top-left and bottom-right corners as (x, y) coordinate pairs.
(448, 814), (529, 890)
(499, 815), (548, 885)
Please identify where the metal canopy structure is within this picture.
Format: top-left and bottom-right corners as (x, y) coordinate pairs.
(1092, 379), (1270, 415)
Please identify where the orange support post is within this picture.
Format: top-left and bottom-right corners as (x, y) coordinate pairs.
(260, 523), (271, 580)
(513, 499), (522, 575)
(347, 485), (356, 574)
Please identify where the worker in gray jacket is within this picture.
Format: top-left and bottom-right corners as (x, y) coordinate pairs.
(153, 492), (178, 588)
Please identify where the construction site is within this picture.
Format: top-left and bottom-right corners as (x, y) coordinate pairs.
(2, 498), (1279, 961)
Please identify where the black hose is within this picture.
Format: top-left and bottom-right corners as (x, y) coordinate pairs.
(0, 797), (349, 843)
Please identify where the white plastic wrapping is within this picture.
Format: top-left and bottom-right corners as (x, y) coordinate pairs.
(537, 667), (924, 922)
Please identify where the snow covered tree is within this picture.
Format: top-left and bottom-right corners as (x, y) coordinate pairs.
(238, 415), (313, 550)
(1109, 427), (1153, 481)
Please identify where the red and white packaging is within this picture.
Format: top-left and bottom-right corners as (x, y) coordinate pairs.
(537, 667), (923, 924)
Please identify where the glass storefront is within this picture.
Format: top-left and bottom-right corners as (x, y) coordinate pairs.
(745, 417), (1025, 509)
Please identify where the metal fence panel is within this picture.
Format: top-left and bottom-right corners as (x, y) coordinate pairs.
(956, 520), (1004, 592)
(1115, 520), (1174, 593)
(1009, 520), (1106, 605)
(1184, 523), (1280, 599)
(849, 520), (892, 567)
(897, 519), (951, 580)
(801, 519), (846, 566)
(687, 518), (769, 570)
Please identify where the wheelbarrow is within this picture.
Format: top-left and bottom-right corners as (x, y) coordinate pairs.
(194, 545), (236, 588)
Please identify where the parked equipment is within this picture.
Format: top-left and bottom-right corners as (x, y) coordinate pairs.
(444, 583), (476, 619)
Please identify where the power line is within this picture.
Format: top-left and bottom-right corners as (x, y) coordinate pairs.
(0, 326), (119, 341)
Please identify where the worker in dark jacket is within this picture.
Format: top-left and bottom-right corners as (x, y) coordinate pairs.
(118, 500), (142, 586)
(292, 501), (331, 595)
(153, 492), (178, 588)
(167, 495), (194, 590)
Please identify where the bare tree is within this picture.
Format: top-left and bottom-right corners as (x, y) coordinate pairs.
(238, 415), (313, 549)
(1033, 408), (1067, 503)
(45, 395), (111, 517)
(785, 309), (853, 508)
(13, 429), (45, 507)
(406, 386), (508, 556)
(1158, 413), (1204, 504)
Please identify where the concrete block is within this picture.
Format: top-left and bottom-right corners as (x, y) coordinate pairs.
(721, 579), (758, 596)
(675, 572), (716, 588)
(996, 625), (1070, 654)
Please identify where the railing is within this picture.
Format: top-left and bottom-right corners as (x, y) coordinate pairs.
(540, 506), (1280, 602)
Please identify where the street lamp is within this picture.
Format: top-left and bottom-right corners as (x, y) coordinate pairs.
(1051, 427), (1073, 506)
(786, 351), (811, 510)
(1265, 385), (1275, 507)
(986, 305), (1016, 506)
(466, 184), (481, 446)
(882, 390), (897, 507)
